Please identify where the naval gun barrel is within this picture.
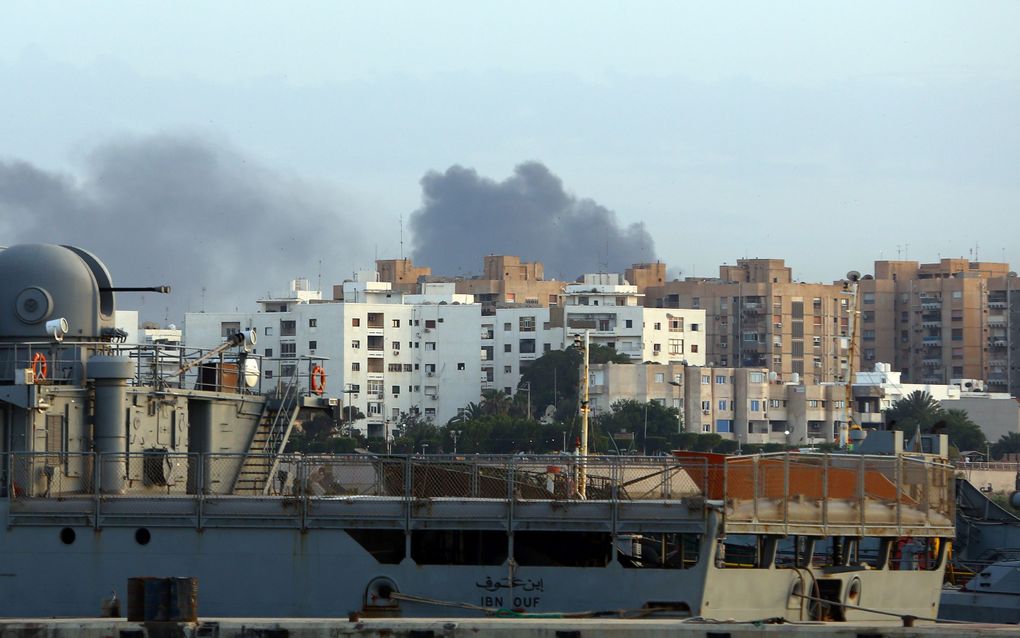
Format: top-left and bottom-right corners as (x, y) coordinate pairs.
(100, 286), (172, 294)
(172, 331), (247, 378)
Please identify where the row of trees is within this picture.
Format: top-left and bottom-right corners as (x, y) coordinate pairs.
(287, 344), (994, 458)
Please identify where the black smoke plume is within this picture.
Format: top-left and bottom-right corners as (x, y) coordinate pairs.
(409, 162), (656, 279)
(0, 134), (366, 323)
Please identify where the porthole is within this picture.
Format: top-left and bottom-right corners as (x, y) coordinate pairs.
(60, 527), (76, 545)
(135, 528), (151, 545)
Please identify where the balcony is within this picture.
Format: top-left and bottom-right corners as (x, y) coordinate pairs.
(922, 336), (942, 345)
(920, 300), (942, 310)
(989, 300), (1008, 309)
(922, 358), (941, 367)
(988, 316), (1007, 326)
(990, 339), (1008, 348)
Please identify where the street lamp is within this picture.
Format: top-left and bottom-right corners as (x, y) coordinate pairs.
(421, 443), (429, 456)
(450, 429), (461, 454)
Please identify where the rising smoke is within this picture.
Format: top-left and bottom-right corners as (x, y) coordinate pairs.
(0, 134), (367, 324)
(408, 162), (656, 279)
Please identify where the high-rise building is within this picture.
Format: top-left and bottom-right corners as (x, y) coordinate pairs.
(858, 259), (1014, 389)
(645, 259), (854, 385)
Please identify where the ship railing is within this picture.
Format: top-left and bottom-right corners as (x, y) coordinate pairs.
(5, 452), (708, 501)
(720, 452), (955, 537)
(3, 452), (955, 537)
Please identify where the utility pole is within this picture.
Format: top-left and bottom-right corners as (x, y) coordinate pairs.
(575, 330), (591, 499)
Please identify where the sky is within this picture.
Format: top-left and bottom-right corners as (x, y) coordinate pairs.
(1, 1), (1018, 322)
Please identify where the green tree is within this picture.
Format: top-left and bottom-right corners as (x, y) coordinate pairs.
(885, 391), (943, 431)
(518, 345), (630, 421)
(594, 399), (682, 454)
(992, 433), (1020, 460)
(886, 391), (986, 453)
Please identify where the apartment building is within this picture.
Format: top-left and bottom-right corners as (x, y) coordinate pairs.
(186, 275), (482, 438)
(483, 307), (553, 395)
(550, 273), (707, 365)
(857, 259), (1016, 390)
(645, 259), (853, 385)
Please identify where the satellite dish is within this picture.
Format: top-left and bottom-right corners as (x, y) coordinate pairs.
(846, 270), (861, 283)
(768, 371), (778, 382)
(243, 358), (260, 388)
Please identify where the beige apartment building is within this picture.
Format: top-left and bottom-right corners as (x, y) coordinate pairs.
(857, 259), (1015, 390)
(644, 259), (855, 386)
(374, 255), (565, 315)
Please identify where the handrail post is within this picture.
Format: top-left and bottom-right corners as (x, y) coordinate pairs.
(94, 451), (102, 530)
(858, 453), (866, 535)
(192, 453), (201, 530)
(783, 452), (790, 536)
(822, 455), (829, 536)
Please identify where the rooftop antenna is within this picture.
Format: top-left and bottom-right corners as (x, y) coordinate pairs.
(201, 287), (206, 313)
(975, 241), (980, 262)
(399, 215), (404, 260)
(896, 245), (901, 260)
(317, 258), (322, 293)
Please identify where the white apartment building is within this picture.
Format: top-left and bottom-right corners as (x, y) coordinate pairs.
(557, 274), (707, 364)
(185, 275), (482, 438)
(484, 307), (553, 395)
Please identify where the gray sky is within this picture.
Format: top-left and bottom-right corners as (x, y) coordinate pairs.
(2, 1), (1018, 320)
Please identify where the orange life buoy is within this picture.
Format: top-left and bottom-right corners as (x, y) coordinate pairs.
(310, 365), (326, 396)
(31, 353), (47, 380)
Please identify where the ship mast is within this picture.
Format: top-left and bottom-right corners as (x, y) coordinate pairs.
(843, 271), (861, 448)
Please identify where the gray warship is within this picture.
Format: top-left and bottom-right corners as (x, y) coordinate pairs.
(0, 243), (956, 622)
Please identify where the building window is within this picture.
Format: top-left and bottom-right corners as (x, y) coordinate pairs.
(654, 322), (662, 330)
(425, 342), (436, 351)
(280, 320), (296, 336)
(391, 385), (400, 395)
(426, 319), (437, 329)
(669, 318), (684, 332)
(504, 322), (512, 331)
(519, 339), (536, 353)
(280, 342), (296, 357)
(701, 400), (711, 410)
(701, 375), (710, 384)
(309, 340), (317, 350)
(718, 400), (727, 410)
(652, 343), (661, 353)
(404, 364), (413, 372)
(655, 373), (665, 383)
(750, 400), (761, 412)
(351, 340), (360, 349)
(264, 327), (273, 336)
(504, 344), (512, 353)
(392, 319), (400, 328)
(625, 319), (633, 328)
(952, 291), (962, 300)
(862, 293), (875, 304)
(351, 362), (360, 371)
(352, 318), (360, 327)
(504, 365), (512, 373)
(690, 345), (699, 353)
(749, 372), (765, 383)
(715, 375), (726, 384)
(264, 348), (273, 357)
(308, 318), (317, 328)
(519, 316), (536, 332)
(716, 420), (732, 433)
(669, 339), (684, 355)
(457, 362), (465, 370)
(220, 321), (241, 337)
(392, 341), (401, 351)
(690, 323), (699, 332)
(264, 370), (273, 379)
(952, 328), (963, 341)
(388, 363), (402, 372)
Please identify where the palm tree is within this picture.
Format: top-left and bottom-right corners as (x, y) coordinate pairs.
(992, 432), (1020, 460)
(480, 389), (511, 416)
(885, 390), (943, 431)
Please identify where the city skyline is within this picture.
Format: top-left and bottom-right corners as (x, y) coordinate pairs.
(2, 2), (1018, 321)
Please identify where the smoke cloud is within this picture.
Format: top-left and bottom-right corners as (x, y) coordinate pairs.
(409, 162), (656, 279)
(0, 134), (368, 323)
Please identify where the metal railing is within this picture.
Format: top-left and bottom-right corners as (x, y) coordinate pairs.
(3, 452), (955, 536)
(721, 453), (955, 536)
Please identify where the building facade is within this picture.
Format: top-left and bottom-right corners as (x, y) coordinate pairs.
(645, 259), (854, 385)
(186, 276), (482, 438)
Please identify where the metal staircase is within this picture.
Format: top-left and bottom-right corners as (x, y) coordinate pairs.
(231, 371), (301, 495)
